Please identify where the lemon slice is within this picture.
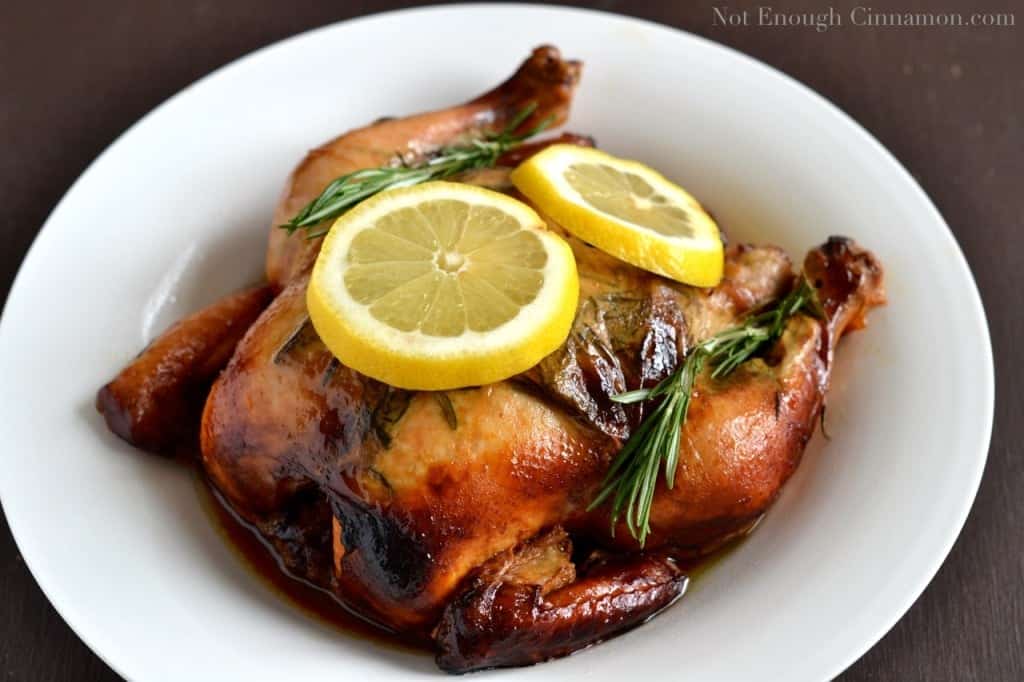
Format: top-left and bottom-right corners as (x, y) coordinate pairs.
(307, 182), (579, 390)
(510, 145), (724, 287)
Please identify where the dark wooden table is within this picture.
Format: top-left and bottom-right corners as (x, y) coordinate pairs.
(1, 1), (1020, 679)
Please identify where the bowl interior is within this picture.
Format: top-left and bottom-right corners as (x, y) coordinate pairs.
(0, 6), (991, 682)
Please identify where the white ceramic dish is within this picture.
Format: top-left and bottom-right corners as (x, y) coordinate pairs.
(0, 5), (993, 681)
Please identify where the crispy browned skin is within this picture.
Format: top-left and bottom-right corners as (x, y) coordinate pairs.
(96, 284), (272, 453)
(265, 45), (582, 291)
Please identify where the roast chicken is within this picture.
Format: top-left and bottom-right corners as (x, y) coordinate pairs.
(97, 46), (885, 672)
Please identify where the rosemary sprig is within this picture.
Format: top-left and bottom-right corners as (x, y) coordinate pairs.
(588, 277), (821, 545)
(281, 103), (551, 238)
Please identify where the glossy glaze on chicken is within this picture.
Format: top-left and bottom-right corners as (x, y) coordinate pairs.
(97, 46), (885, 672)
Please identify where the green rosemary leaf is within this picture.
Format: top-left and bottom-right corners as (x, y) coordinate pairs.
(280, 104), (551, 236)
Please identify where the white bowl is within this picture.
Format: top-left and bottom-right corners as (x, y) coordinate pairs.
(0, 5), (993, 681)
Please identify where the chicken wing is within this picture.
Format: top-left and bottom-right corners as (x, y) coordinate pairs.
(97, 284), (272, 454)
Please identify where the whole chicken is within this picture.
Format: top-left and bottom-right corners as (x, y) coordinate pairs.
(97, 46), (884, 672)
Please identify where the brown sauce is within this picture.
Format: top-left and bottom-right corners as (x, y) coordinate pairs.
(193, 468), (747, 654)
(193, 472), (429, 653)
